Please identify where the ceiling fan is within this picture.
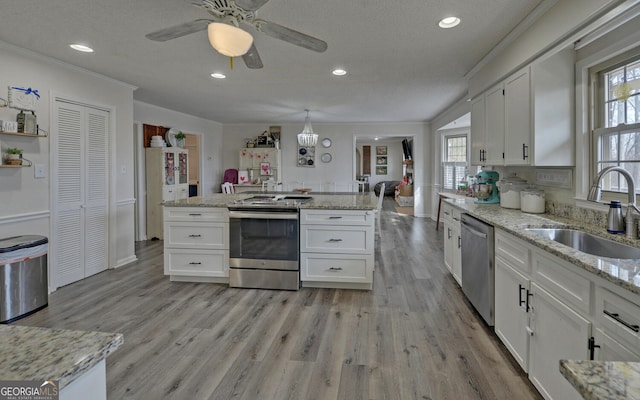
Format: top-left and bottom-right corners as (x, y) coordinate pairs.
(146, 0), (328, 69)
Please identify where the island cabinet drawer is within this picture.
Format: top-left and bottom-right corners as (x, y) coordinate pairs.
(164, 249), (229, 277)
(532, 249), (592, 315)
(301, 253), (373, 283)
(164, 207), (229, 222)
(300, 225), (374, 254)
(165, 222), (228, 249)
(596, 286), (640, 351)
(495, 229), (531, 274)
(441, 203), (462, 224)
(300, 210), (374, 226)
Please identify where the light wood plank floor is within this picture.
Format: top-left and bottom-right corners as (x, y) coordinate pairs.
(16, 198), (542, 400)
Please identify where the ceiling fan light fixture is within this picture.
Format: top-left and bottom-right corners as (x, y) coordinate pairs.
(207, 22), (253, 57)
(297, 109), (319, 147)
(439, 16), (460, 29)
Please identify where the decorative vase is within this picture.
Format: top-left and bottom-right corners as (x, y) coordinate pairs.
(177, 138), (185, 148)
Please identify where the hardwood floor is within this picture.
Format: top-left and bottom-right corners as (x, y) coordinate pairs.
(16, 199), (542, 400)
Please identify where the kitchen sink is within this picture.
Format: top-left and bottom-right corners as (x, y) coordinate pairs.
(524, 228), (640, 259)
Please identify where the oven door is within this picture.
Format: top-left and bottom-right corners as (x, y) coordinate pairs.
(229, 210), (299, 270)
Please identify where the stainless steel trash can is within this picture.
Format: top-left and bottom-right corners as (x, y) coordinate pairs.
(0, 235), (48, 323)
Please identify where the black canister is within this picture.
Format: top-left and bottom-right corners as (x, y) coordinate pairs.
(607, 200), (624, 234)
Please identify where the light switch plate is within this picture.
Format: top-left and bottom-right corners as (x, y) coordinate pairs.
(34, 164), (46, 179)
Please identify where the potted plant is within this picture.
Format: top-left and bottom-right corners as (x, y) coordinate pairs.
(5, 147), (23, 165)
(174, 131), (186, 148)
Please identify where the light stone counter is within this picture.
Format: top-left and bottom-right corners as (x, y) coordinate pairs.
(560, 360), (640, 400)
(0, 325), (123, 389)
(445, 198), (640, 296)
(164, 192), (378, 210)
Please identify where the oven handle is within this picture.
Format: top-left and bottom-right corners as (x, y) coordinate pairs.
(228, 211), (299, 220)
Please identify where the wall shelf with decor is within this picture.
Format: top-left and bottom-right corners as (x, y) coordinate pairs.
(0, 164), (29, 168)
(0, 131), (46, 138)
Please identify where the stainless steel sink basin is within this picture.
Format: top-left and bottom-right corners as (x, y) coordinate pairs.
(524, 228), (640, 259)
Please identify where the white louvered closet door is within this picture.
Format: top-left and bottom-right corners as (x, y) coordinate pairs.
(52, 100), (109, 288)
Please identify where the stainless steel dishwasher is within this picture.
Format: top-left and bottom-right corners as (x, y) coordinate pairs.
(460, 213), (495, 326)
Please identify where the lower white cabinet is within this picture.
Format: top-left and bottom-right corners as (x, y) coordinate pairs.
(528, 282), (590, 400)
(300, 209), (375, 290)
(495, 257), (531, 372)
(163, 207), (229, 282)
(442, 202), (462, 285)
(492, 227), (640, 400)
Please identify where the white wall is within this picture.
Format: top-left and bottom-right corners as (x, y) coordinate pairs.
(468, 0), (626, 97)
(133, 101), (224, 195)
(0, 41), (136, 281)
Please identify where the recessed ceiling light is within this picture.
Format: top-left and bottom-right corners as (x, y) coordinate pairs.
(439, 17), (461, 29)
(70, 44), (94, 53)
(211, 73), (226, 79)
(332, 68), (347, 76)
(374, 137), (379, 141)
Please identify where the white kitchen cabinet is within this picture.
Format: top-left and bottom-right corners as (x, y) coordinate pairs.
(442, 202), (461, 285)
(595, 285), (640, 355)
(146, 147), (189, 240)
(495, 230), (532, 371)
(470, 95), (487, 165)
(163, 207), (229, 282)
(469, 47), (574, 167)
(484, 83), (506, 166)
(592, 328), (640, 361)
(300, 209), (375, 290)
(495, 258), (531, 372)
(528, 282), (590, 400)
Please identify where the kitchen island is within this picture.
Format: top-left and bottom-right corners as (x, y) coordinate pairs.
(162, 192), (378, 290)
(0, 325), (123, 400)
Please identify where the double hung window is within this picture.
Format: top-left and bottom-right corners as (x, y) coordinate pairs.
(593, 56), (640, 194)
(442, 135), (468, 191)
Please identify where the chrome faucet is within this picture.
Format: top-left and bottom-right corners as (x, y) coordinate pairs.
(588, 166), (640, 238)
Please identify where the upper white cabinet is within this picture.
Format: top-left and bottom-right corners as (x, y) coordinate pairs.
(470, 47), (574, 167)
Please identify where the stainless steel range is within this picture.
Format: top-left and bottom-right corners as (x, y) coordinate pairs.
(227, 195), (312, 290)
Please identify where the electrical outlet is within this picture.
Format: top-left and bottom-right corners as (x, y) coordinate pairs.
(34, 164), (46, 179)
(121, 165), (127, 175)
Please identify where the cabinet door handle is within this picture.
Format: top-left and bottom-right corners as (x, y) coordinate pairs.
(328, 216), (343, 219)
(328, 267), (343, 271)
(188, 262), (202, 265)
(522, 143), (529, 160)
(328, 238), (343, 242)
(588, 337), (600, 361)
(518, 284), (526, 307)
(188, 213), (202, 216)
(457, 236), (461, 249)
(603, 310), (640, 332)
(188, 234), (202, 238)
(447, 228), (452, 239)
(525, 289), (533, 312)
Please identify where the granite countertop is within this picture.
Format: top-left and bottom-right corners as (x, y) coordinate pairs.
(560, 360), (640, 400)
(0, 325), (123, 389)
(164, 192), (378, 210)
(445, 198), (640, 296)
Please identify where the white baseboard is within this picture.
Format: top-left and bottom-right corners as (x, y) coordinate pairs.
(114, 255), (137, 268)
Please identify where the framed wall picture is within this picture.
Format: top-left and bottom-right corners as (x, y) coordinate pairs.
(376, 146), (387, 155)
(260, 162), (271, 175)
(376, 156), (387, 165)
(376, 166), (387, 175)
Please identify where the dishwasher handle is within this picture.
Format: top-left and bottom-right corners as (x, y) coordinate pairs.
(461, 221), (488, 239)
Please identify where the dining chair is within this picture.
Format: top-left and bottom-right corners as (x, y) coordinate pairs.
(221, 182), (234, 194)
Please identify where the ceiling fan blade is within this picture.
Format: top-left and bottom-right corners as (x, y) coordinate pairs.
(256, 20), (327, 53)
(146, 19), (212, 41)
(234, 0), (270, 11)
(242, 44), (263, 69)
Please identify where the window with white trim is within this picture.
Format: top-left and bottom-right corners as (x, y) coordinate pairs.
(442, 135), (468, 191)
(594, 55), (640, 194)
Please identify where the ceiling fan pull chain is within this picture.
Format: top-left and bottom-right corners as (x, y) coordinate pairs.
(230, 57), (234, 70)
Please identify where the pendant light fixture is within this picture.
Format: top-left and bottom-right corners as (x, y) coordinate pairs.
(297, 109), (318, 147)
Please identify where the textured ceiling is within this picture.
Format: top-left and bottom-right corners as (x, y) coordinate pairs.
(0, 0), (543, 123)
